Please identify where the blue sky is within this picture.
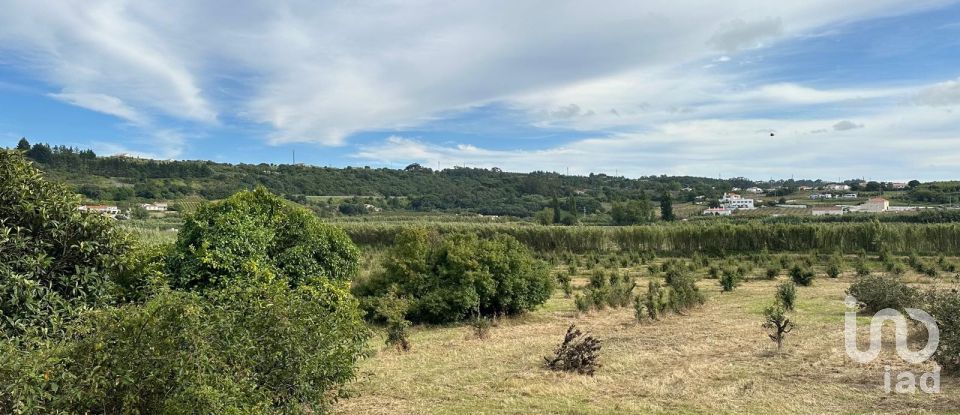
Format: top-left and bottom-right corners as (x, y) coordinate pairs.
(2, 1), (959, 180)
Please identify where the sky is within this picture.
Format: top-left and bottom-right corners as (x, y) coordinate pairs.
(1, 1), (959, 181)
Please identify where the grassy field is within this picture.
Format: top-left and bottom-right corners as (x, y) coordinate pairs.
(336, 267), (960, 415)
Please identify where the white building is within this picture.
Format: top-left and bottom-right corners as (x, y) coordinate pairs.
(745, 187), (764, 194)
(79, 205), (120, 215)
(824, 183), (851, 191)
(858, 197), (890, 213)
(719, 193), (755, 210)
(140, 202), (168, 212)
(841, 193), (858, 199)
(703, 208), (733, 216)
(890, 182), (908, 190)
(810, 193), (833, 200)
(812, 206), (845, 216)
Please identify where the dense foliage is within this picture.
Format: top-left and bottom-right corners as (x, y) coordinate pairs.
(1, 159), (369, 414)
(847, 274), (918, 312)
(167, 187), (360, 291)
(925, 288), (960, 372)
(0, 150), (134, 339)
(354, 228), (553, 323)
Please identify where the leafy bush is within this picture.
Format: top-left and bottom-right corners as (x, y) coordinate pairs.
(826, 255), (844, 278)
(167, 187), (360, 291)
(644, 280), (668, 320)
(665, 270), (705, 314)
(0, 150), (134, 339)
(355, 228), (553, 323)
(847, 274), (918, 312)
(764, 265), (781, 280)
(925, 288), (960, 372)
(776, 282), (796, 311)
(789, 265), (815, 286)
(372, 290), (412, 351)
(543, 325), (601, 376)
(720, 270), (740, 292)
(574, 293), (591, 314)
(1, 277), (368, 414)
(853, 258), (871, 277)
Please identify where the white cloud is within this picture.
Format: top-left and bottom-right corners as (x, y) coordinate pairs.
(0, 0), (952, 147)
(708, 17), (784, 52)
(833, 120), (864, 131)
(914, 78), (960, 106)
(48, 91), (146, 124)
(354, 105), (960, 180)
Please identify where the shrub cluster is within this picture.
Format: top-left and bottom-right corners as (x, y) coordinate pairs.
(1, 153), (369, 415)
(789, 265), (816, 286)
(354, 228), (553, 323)
(846, 274), (918, 312)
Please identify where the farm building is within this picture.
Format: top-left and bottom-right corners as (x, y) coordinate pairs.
(858, 197), (890, 213)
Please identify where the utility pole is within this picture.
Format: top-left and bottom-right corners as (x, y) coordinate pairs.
(292, 149), (295, 165)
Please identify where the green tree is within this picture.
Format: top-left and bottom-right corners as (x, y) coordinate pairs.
(567, 195), (578, 218)
(25, 143), (52, 163)
(355, 228), (553, 323)
(15, 137), (30, 151)
(166, 187), (360, 291)
(0, 150), (133, 338)
(552, 195), (562, 224)
(660, 192), (675, 221)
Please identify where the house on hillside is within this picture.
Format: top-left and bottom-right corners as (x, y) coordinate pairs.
(812, 206), (845, 216)
(809, 193), (833, 200)
(719, 193), (755, 210)
(745, 187), (764, 194)
(890, 182), (908, 190)
(858, 197), (890, 213)
(841, 193), (858, 199)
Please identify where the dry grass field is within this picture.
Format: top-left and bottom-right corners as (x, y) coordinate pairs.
(337, 268), (960, 415)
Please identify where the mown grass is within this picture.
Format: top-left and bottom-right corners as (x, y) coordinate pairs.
(337, 267), (960, 415)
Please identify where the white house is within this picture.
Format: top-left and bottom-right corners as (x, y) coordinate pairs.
(719, 193), (755, 210)
(810, 193), (833, 200)
(812, 206), (845, 216)
(859, 197), (890, 213)
(79, 205), (120, 215)
(798, 186), (814, 191)
(890, 182), (908, 190)
(745, 187), (764, 194)
(841, 193), (858, 199)
(140, 202), (168, 212)
(824, 183), (851, 191)
(703, 208), (733, 216)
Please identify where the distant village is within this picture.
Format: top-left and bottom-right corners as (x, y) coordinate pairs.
(78, 202), (168, 219)
(701, 181), (925, 217)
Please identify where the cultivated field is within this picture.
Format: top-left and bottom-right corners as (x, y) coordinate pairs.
(338, 263), (960, 415)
